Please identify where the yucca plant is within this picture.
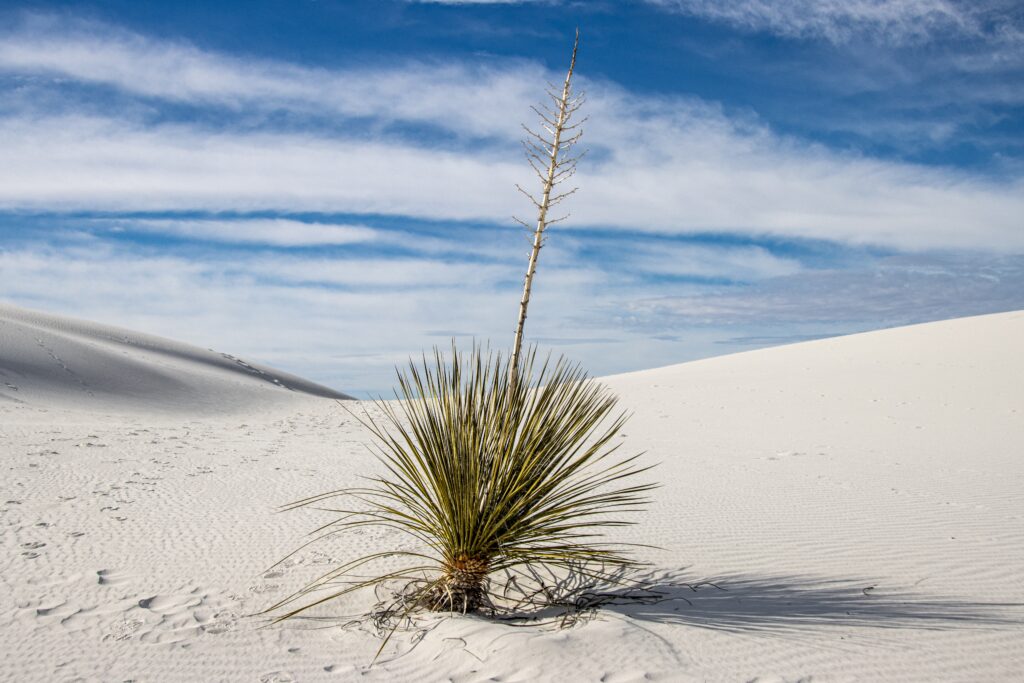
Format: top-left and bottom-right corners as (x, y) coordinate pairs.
(267, 346), (654, 641)
(268, 30), (656, 656)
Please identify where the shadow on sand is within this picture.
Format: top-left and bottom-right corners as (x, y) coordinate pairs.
(594, 571), (1023, 634)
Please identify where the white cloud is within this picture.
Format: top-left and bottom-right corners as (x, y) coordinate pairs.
(2, 14), (1020, 394)
(622, 243), (802, 281)
(645, 0), (975, 44)
(0, 15), (1022, 253)
(625, 252), (1024, 326)
(256, 255), (517, 288)
(3, 239), (1020, 395)
(2, 109), (1021, 252)
(0, 240), (642, 394)
(0, 14), (537, 138)
(111, 218), (378, 246)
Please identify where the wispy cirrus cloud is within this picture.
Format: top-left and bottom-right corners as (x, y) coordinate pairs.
(4, 232), (1021, 395)
(644, 0), (1016, 46)
(3, 109), (1023, 251)
(625, 252), (1024, 327)
(0, 12), (1021, 394)
(0, 16), (1022, 251)
(617, 242), (802, 281)
(108, 218), (379, 247)
(0, 230), (797, 393)
(0, 13), (538, 138)
(630, 0), (1024, 165)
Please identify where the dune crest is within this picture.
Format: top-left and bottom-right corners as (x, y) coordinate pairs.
(0, 303), (351, 413)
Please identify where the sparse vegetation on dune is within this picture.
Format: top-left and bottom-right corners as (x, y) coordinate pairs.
(266, 347), (654, 643)
(268, 30), (657, 656)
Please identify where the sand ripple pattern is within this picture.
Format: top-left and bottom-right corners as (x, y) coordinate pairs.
(1, 311), (1023, 681)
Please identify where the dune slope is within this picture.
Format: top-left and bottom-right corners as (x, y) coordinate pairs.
(0, 310), (1021, 682)
(0, 303), (351, 413)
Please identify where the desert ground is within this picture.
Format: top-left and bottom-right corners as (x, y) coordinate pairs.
(1, 303), (1022, 682)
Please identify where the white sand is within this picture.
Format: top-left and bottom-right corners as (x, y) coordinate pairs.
(1, 306), (1021, 682)
(0, 303), (351, 413)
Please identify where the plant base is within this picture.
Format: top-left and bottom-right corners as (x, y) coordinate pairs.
(428, 556), (490, 613)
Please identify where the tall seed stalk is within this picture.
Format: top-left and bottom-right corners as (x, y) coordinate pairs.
(510, 29), (586, 381)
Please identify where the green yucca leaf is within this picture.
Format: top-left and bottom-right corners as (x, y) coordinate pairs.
(268, 344), (656, 657)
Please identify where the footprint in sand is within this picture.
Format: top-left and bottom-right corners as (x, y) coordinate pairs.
(201, 610), (238, 635)
(103, 617), (145, 642)
(138, 594), (200, 613)
(135, 593), (205, 645)
(259, 673), (296, 683)
(125, 589), (240, 643)
(248, 582), (280, 594)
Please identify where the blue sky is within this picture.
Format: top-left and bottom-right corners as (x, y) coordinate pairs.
(1, 1), (1022, 396)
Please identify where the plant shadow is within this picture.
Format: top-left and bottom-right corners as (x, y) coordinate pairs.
(595, 571), (1024, 634)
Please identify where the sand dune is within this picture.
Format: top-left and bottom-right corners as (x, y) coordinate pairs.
(1, 309), (1021, 681)
(0, 303), (351, 413)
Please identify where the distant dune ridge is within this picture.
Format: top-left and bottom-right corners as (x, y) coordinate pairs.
(0, 302), (351, 413)
(0, 306), (1022, 681)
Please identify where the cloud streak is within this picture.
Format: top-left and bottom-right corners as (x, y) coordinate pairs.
(625, 252), (1024, 326)
(109, 218), (379, 247)
(0, 15), (1021, 252)
(0, 237), (647, 394)
(3, 109), (1022, 251)
(3, 235), (1020, 395)
(644, 0), (1016, 45)
(0, 12), (1021, 395)
(0, 14), (538, 138)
